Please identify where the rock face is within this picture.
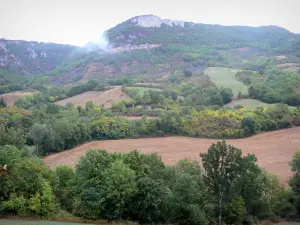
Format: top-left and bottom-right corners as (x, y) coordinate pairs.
(130, 15), (190, 28)
(112, 43), (161, 53)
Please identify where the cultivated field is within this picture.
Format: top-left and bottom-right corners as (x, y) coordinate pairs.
(0, 90), (39, 106)
(226, 99), (271, 109)
(276, 63), (300, 72)
(204, 67), (247, 97)
(44, 127), (300, 184)
(54, 86), (129, 108)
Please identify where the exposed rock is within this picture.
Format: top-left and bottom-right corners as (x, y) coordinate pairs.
(27, 48), (37, 58)
(130, 15), (190, 28)
(112, 43), (161, 53)
(0, 42), (8, 53)
(40, 51), (47, 58)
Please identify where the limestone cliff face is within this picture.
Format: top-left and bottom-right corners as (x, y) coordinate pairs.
(130, 15), (192, 28)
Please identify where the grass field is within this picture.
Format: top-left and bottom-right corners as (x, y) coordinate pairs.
(126, 87), (162, 94)
(226, 99), (296, 110)
(204, 67), (247, 97)
(226, 99), (271, 109)
(0, 220), (92, 225)
(44, 127), (300, 185)
(54, 86), (129, 108)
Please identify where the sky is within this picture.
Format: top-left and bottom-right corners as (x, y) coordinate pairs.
(0, 0), (299, 46)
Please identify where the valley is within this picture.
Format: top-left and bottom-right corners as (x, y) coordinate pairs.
(2, 13), (300, 225)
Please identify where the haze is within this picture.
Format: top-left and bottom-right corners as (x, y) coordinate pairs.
(0, 0), (299, 46)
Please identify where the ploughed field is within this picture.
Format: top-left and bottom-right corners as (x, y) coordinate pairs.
(44, 127), (300, 184)
(0, 90), (39, 106)
(54, 86), (129, 108)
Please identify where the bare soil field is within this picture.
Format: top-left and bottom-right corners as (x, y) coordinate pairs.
(44, 127), (300, 184)
(54, 86), (129, 108)
(0, 90), (39, 106)
(276, 63), (300, 72)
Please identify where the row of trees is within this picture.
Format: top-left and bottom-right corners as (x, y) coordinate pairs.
(1, 141), (300, 224)
(1, 99), (300, 156)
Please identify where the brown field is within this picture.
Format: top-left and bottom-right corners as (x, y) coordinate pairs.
(54, 86), (129, 108)
(44, 127), (300, 184)
(119, 116), (158, 120)
(0, 90), (39, 106)
(276, 63), (300, 72)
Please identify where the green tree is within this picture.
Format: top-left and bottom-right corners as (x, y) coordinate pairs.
(129, 177), (168, 223)
(4, 157), (57, 217)
(102, 160), (137, 219)
(200, 141), (244, 225)
(225, 197), (246, 225)
(54, 165), (75, 211)
(290, 151), (300, 195)
(0, 145), (22, 169)
(0, 98), (6, 108)
(0, 125), (26, 149)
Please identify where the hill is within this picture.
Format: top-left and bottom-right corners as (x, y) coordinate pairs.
(0, 39), (77, 75)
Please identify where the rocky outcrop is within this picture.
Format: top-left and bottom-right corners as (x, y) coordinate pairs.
(130, 15), (193, 28)
(112, 43), (161, 53)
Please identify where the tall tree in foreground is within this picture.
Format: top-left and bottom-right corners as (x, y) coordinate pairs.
(200, 141), (244, 225)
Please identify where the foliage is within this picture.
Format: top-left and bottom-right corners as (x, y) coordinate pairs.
(237, 69), (300, 106)
(53, 166), (75, 211)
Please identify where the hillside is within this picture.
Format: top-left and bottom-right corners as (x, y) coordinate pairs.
(106, 15), (296, 50)
(0, 39), (77, 76)
(1, 15), (300, 107)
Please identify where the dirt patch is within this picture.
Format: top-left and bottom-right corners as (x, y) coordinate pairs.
(276, 55), (287, 60)
(54, 86), (130, 108)
(238, 47), (250, 52)
(44, 127), (300, 184)
(0, 90), (39, 106)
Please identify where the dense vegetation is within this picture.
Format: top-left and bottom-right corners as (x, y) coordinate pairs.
(236, 69), (300, 106)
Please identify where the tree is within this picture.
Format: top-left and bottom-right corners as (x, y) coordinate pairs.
(0, 98), (7, 108)
(241, 117), (257, 137)
(54, 165), (75, 211)
(225, 197), (246, 225)
(0, 145), (22, 169)
(102, 160), (137, 219)
(4, 157), (57, 217)
(200, 141), (244, 225)
(0, 125), (26, 149)
(183, 70), (193, 77)
(129, 177), (168, 223)
(220, 88), (233, 104)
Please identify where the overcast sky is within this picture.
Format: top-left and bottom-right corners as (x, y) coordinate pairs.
(0, 0), (299, 46)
